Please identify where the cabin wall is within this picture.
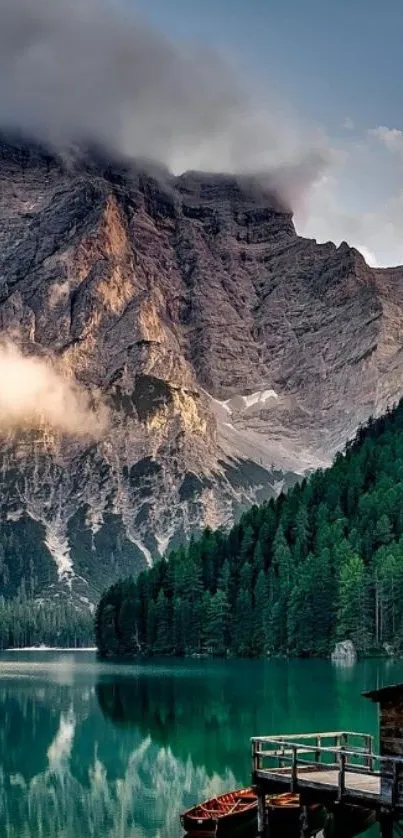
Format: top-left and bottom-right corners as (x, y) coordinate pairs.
(380, 701), (403, 756)
(379, 701), (403, 805)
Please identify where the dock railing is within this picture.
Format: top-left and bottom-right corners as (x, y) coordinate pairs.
(252, 731), (382, 799)
(252, 732), (403, 810)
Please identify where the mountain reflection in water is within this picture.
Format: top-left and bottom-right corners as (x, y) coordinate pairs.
(0, 653), (399, 837)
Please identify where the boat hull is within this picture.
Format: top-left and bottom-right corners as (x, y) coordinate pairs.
(181, 788), (257, 837)
(267, 799), (326, 837)
(181, 806), (257, 837)
(181, 789), (327, 838)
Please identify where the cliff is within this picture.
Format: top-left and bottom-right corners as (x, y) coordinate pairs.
(0, 136), (402, 605)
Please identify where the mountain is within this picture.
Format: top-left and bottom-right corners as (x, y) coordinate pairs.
(1, 134), (403, 608)
(96, 399), (403, 659)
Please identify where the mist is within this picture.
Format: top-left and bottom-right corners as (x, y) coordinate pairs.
(0, 343), (108, 438)
(0, 0), (329, 208)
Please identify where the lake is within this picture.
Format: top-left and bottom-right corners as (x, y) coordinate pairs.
(1, 654), (403, 838)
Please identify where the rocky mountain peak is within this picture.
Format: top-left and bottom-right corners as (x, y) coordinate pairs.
(0, 134), (403, 607)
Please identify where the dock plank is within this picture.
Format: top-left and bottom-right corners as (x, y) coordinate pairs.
(255, 767), (381, 803)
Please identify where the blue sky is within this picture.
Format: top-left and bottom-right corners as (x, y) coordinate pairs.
(135, 0), (403, 266)
(137, 0), (402, 132)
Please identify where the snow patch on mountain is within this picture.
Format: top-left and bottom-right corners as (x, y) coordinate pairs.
(241, 390), (279, 409)
(215, 389), (279, 416)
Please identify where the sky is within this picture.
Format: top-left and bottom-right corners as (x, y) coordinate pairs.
(2, 0), (403, 267)
(135, 0), (403, 267)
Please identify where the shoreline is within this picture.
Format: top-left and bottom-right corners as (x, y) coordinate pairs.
(3, 646), (97, 652)
(3, 647), (400, 659)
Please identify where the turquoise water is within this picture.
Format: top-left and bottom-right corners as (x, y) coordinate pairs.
(1, 652), (403, 837)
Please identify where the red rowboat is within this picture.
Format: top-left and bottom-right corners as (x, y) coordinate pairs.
(180, 788), (326, 836)
(180, 787), (257, 836)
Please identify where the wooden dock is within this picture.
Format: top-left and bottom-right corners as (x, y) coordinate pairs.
(251, 731), (403, 836)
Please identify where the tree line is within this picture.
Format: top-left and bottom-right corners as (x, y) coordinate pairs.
(0, 596), (94, 649)
(96, 399), (403, 658)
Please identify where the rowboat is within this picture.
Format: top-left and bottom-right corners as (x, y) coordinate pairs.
(180, 788), (257, 836)
(267, 793), (326, 835)
(180, 788), (326, 836)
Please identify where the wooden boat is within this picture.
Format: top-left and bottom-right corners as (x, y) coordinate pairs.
(180, 787), (257, 836)
(267, 793), (326, 835)
(180, 788), (326, 836)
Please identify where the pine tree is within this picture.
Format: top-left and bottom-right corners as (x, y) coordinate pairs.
(337, 553), (369, 649)
(118, 595), (137, 653)
(205, 590), (229, 656)
(154, 591), (171, 654)
(375, 514), (393, 547)
(172, 596), (185, 655)
(240, 525), (255, 563)
(233, 588), (253, 656)
(252, 570), (269, 654)
(96, 397), (403, 661)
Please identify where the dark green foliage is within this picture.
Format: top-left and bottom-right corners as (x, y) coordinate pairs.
(0, 596), (93, 649)
(96, 400), (403, 658)
(0, 516), (58, 599)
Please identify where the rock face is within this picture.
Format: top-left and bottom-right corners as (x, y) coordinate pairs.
(1, 135), (403, 605)
(331, 641), (357, 664)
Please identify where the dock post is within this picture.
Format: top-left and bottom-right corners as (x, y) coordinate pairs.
(257, 786), (266, 836)
(299, 803), (310, 837)
(379, 815), (394, 838)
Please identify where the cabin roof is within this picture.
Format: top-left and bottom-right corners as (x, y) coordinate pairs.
(363, 683), (403, 702)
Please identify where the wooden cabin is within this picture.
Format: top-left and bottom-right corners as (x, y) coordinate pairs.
(363, 683), (403, 806)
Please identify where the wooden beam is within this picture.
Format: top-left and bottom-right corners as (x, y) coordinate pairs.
(338, 752), (346, 801)
(291, 746), (298, 793)
(257, 787), (265, 836)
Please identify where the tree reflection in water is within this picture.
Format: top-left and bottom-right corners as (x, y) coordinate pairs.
(0, 656), (393, 838)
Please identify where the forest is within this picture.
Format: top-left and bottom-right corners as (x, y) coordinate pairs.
(0, 597), (94, 649)
(96, 398), (403, 658)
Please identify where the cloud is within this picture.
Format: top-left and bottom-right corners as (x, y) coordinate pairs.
(257, 148), (332, 213)
(355, 245), (379, 268)
(2, 0), (402, 266)
(0, 0), (329, 206)
(0, 342), (108, 438)
(343, 117), (354, 131)
(369, 125), (403, 155)
(298, 179), (403, 268)
(295, 125), (403, 267)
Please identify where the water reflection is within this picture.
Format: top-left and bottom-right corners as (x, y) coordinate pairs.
(0, 662), (241, 837)
(0, 654), (403, 837)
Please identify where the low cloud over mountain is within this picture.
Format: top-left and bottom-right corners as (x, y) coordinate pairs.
(0, 0), (328, 210)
